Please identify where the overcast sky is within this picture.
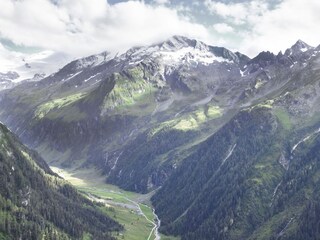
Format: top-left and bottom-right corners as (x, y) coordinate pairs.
(0, 0), (320, 60)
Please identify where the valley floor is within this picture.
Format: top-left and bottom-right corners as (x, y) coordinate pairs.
(50, 166), (179, 240)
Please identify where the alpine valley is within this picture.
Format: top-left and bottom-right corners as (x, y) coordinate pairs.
(1, 36), (320, 239)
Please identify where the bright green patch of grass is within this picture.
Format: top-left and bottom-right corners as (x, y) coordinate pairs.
(172, 106), (222, 131)
(79, 187), (132, 204)
(274, 108), (292, 130)
(150, 105), (222, 135)
(139, 204), (155, 222)
(35, 93), (86, 119)
(173, 117), (198, 131)
(206, 105), (223, 118)
(101, 71), (157, 116)
(46, 104), (87, 122)
(104, 205), (152, 240)
(250, 100), (274, 111)
(50, 166), (140, 199)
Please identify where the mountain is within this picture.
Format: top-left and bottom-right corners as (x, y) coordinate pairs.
(0, 47), (71, 90)
(0, 71), (18, 90)
(152, 106), (320, 239)
(0, 122), (122, 239)
(1, 36), (320, 239)
(150, 39), (320, 239)
(0, 36), (254, 192)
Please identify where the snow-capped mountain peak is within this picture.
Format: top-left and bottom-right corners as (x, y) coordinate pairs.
(285, 40), (314, 56)
(157, 35), (209, 53)
(72, 51), (113, 70)
(291, 39), (313, 52)
(120, 36), (235, 67)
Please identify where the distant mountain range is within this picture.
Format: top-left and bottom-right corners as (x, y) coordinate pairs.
(0, 50), (71, 90)
(1, 36), (320, 239)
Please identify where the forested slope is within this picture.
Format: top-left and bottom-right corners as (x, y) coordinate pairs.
(152, 107), (320, 240)
(0, 123), (122, 240)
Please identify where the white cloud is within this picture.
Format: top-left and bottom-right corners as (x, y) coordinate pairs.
(0, 41), (71, 81)
(212, 23), (234, 34)
(205, 0), (268, 25)
(153, 0), (170, 5)
(0, 43), (20, 72)
(1, 0), (320, 62)
(0, 0), (208, 58)
(239, 0), (320, 56)
(205, 0), (320, 57)
(192, 1), (201, 7)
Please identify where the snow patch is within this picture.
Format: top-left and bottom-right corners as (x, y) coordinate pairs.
(90, 79), (101, 86)
(63, 70), (83, 82)
(75, 52), (114, 69)
(157, 47), (231, 66)
(120, 37), (232, 69)
(84, 73), (99, 82)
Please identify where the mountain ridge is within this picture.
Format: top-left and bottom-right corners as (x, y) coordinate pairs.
(0, 36), (319, 191)
(1, 35), (320, 239)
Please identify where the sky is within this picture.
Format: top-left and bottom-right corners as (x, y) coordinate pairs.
(0, 0), (320, 62)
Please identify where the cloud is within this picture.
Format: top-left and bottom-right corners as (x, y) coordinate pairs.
(205, 0), (268, 25)
(239, 0), (320, 56)
(212, 23), (234, 34)
(153, 0), (170, 5)
(1, 0), (320, 61)
(205, 0), (320, 57)
(0, 42), (21, 72)
(0, 0), (208, 58)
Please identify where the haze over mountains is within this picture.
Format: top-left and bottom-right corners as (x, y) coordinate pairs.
(0, 49), (71, 90)
(1, 36), (320, 239)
